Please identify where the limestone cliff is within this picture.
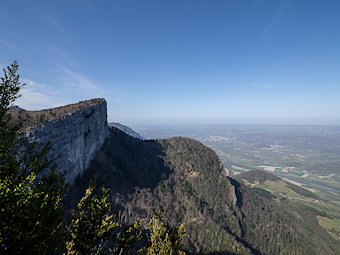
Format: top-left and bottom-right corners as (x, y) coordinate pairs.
(23, 99), (109, 184)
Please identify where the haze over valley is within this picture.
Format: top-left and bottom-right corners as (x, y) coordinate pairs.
(1, 0), (340, 254)
(137, 124), (340, 200)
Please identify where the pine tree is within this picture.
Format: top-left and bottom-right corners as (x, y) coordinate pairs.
(0, 61), (187, 255)
(0, 61), (67, 254)
(65, 180), (118, 254)
(142, 211), (186, 255)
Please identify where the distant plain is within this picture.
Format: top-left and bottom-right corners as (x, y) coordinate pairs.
(135, 124), (340, 238)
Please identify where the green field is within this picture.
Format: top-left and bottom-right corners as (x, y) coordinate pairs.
(317, 217), (340, 240)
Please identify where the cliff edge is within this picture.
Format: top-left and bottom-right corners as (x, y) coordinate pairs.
(21, 98), (109, 184)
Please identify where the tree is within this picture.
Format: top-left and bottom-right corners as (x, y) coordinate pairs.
(0, 61), (67, 254)
(142, 211), (186, 255)
(65, 180), (118, 254)
(65, 179), (144, 255)
(0, 61), (186, 255)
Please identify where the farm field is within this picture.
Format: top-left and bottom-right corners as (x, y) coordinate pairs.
(137, 124), (340, 241)
(137, 124), (340, 204)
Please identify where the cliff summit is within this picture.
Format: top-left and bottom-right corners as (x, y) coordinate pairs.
(17, 98), (109, 183)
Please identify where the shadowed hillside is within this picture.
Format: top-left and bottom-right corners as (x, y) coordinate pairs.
(67, 127), (340, 255)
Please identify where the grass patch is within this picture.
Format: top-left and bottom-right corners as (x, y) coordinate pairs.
(317, 216), (340, 241)
(288, 172), (305, 177)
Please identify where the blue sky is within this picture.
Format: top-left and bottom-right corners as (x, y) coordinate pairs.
(1, 0), (339, 125)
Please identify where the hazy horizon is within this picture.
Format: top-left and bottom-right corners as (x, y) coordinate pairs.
(1, 0), (339, 126)
(117, 117), (340, 127)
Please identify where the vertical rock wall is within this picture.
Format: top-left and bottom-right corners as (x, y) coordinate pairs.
(25, 99), (109, 184)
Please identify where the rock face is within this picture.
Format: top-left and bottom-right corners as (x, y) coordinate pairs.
(109, 122), (143, 139)
(25, 99), (109, 184)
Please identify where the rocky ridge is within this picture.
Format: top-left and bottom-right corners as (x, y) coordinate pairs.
(23, 98), (109, 183)
(18, 98), (340, 254)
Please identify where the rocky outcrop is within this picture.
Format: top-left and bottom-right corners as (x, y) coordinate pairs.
(25, 99), (109, 184)
(109, 122), (143, 139)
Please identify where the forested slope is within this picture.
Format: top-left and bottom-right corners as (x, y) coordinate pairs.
(67, 127), (340, 254)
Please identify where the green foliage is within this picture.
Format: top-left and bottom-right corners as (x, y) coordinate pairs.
(111, 219), (142, 255)
(0, 61), (67, 254)
(0, 170), (66, 254)
(73, 131), (340, 254)
(0, 61), (187, 255)
(65, 180), (118, 255)
(66, 180), (187, 255)
(141, 211), (186, 255)
(0, 60), (23, 180)
(0, 61), (21, 111)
